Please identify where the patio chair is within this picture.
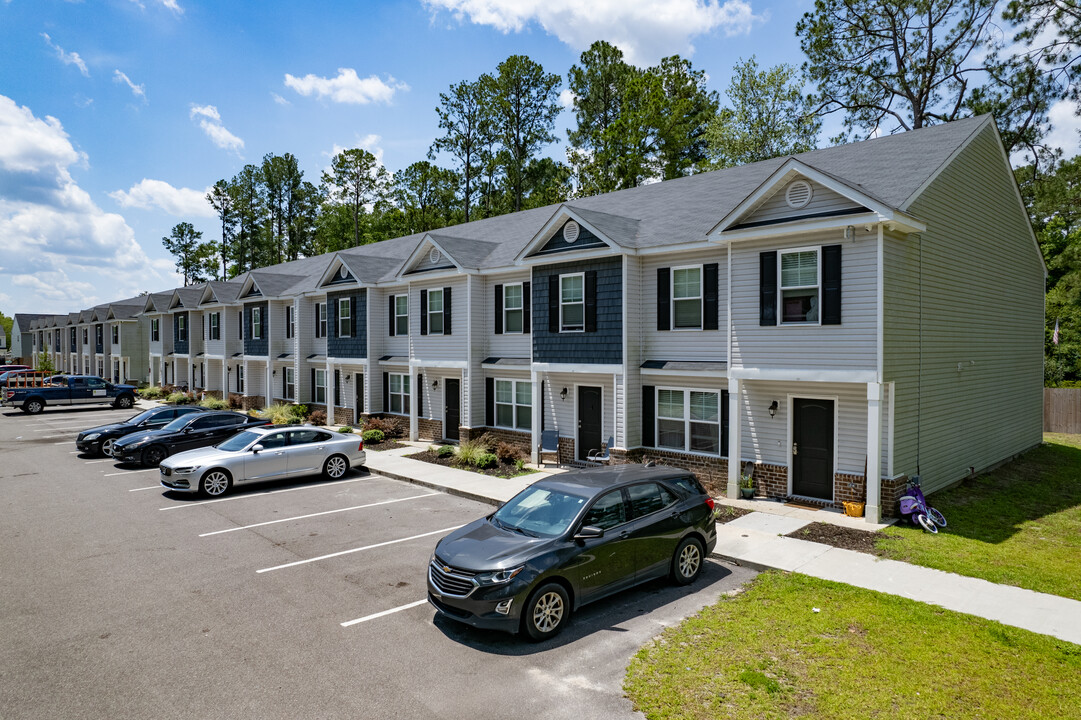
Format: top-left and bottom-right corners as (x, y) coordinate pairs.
(538, 430), (559, 467)
(585, 436), (614, 466)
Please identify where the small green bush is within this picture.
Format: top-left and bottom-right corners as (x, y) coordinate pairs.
(165, 391), (194, 405)
(259, 402), (298, 425)
(139, 386), (166, 400)
(474, 452), (497, 469)
(436, 444), (456, 458)
(362, 429), (385, 444)
(198, 397), (229, 410)
(289, 404), (308, 422)
(455, 437), (486, 467)
(338, 426), (354, 434)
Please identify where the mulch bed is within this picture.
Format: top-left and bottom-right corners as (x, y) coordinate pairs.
(365, 440), (408, 451)
(406, 450), (535, 479)
(785, 521), (885, 555)
(714, 504), (753, 524)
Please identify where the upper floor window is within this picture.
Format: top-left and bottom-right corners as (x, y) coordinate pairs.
(427, 289), (444, 335)
(177, 315), (187, 342)
(657, 387), (721, 455)
(495, 379), (531, 430)
(251, 307), (262, 340)
(394, 295), (408, 336)
(286, 305), (294, 339)
(111, 326), (119, 344)
(209, 312), (221, 340)
(780, 248), (819, 324)
(672, 266), (702, 329)
(560, 273), (584, 332)
(338, 298), (351, 338)
(151, 319), (160, 343)
(316, 302), (327, 339)
(83, 328), (89, 344)
(95, 325), (103, 346)
(504, 284), (523, 333)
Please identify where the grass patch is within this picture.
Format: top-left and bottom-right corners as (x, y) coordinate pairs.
(625, 572), (1081, 720)
(875, 434), (1081, 600)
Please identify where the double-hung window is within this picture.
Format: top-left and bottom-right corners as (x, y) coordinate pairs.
(427, 289), (444, 335)
(338, 298), (351, 338)
(503, 284), (523, 333)
(177, 316), (186, 342)
(495, 379), (531, 430)
(111, 326), (119, 344)
(151, 319), (160, 342)
(316, 302), (327, 338)
(96, 325), (103, 347)
(83, 328), (89, 344)
(286, 305), (294, 339)
(236, 365), (245, 393)
(251, 308), (262, 340)
(780, 248), (820, 324)
(672, 266), (702, 329)
(559, 274), (584, 332)
(657, 388), (721, 455)
(394, 295), (409, 336)
(284, 366), (295, 400)
(313, 369), (326, 404)
(388, 372), (410, 414)
(209, 312), (220, 340)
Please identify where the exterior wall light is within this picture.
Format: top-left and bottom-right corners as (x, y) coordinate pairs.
(560, 387), (568, 401)
(768, 400), (778, 418)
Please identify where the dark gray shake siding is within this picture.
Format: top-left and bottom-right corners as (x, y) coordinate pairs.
(532, 256), (622, 364)
(328, 289), (366, 358)
(243, 301), (269, 356)
(173, 313), (189, 355)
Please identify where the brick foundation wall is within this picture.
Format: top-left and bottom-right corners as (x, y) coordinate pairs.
(201, 390), (223, 400)
(747, 462), (788, 499)
(557, 437), (576, 465)
(241, 395), (265, 411)
(881, 475), (908, 518)
(418, 417), (444, 441)
(610, 448), (730, 496)
(835, 472), (866, 506)
(333, 406), (353, 426)
(458, 426), (532, 454)
(306, 403), (328, 421)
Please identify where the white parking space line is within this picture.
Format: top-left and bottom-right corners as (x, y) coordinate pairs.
(52, 441), (73, 445)
(158, 476), (371, 511)
(129, 485), (163, 491)
(40, 434), (76, 439)
(107, 469), (156, 477)
(199, 493), (439, 537)
(256, 525), (464, 574)
(84, 459), (113, 464)
(340, 600), (428, 627)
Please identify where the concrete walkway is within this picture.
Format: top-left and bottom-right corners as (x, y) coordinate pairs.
(361, 447), (1081, 647)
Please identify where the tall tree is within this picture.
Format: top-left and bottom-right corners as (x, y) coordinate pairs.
(650, 56), (720, 180)
(394, 161), (460, 235)
(162, 222), (209, 285)
(706, 56), (821, 168)
(1003, 0), (1080, 105)
(522, 158), (573, 209)
(431, 80), (491, 223)
(481, 55), (563, 212)
(228, 164), (263, 276)
(206, 179), (235, 281)
(567, 41), (639, 194)
(259, 153), (304, 266)
(321, 148), (389, 247)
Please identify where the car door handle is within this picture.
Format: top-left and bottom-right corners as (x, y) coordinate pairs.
(619, 530), (629, 538)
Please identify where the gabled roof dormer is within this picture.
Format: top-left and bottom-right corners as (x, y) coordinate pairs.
(316, 254), (361, 288)
(709, 158), (926, 241)
(237, 273), (263, 299)
(515, 205), (633, 263)
(397, 233), (498, 278)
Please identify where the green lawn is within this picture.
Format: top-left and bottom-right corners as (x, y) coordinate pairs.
(874, 434), (1081, 601)
(624, 572), (1081, 720)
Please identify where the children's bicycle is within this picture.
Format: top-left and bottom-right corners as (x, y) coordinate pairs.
(898, 476), (947, 533)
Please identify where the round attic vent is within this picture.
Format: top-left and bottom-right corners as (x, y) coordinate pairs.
(785, 180), (813, 209)
(429, 247), (441, 264)
(338, 266), (348, 280)
(563, 220), (580, 243)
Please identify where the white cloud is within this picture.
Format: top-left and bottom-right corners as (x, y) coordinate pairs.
(113, 70), (147, 102)
(423, 0), (765, 65)
(109, 179), (214, 218)
(271, 92), (291, 106)
(1045, 99), (1081, 160)
(189, 104), (244, 152)
(0, 94), (170, 312)
(559, 88), (576, 110)
(284, 68), (409, 105)
(129, 0), (183, 13)
(41, 33), (89, 77)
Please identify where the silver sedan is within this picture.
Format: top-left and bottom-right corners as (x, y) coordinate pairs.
(159, 425), (366, 497)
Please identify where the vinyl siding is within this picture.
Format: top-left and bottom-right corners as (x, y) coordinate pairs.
(409, 278), (466, 360)
(541, 372), (615, 446)
(730, 228), (878, 370)
(624, 256), (642, 448)
(486, 270), (532, 359)
(740, 178), (864, 226)
(886, 123), (1044, 492)
(640, 247), (728, 362)
(532, 257), (623, 364)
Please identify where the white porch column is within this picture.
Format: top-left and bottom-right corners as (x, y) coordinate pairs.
(409, 367), (419, 442)
(865, 381), (883, 524)
(266, 359), (272, 405)
(531, 370), (542, 464)
(727, 377), (741, 499)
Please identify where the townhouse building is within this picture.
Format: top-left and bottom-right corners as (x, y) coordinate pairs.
(11, 314), (51, 364)
(30, 116), (1043, 523)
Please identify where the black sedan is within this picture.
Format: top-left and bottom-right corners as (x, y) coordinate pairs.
(427, 465), (717, 641)
(76, 405), (210, 456)
(110, 410), (270, 467)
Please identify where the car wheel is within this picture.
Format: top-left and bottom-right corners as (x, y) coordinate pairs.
(323, 454), (349, 479)
(115, 395), (134, 410)
(101, 438), (116, 457)
(671, 536), (704, 586)
(522, 582), (570, 641)
(25, 399), (43, 414)
(142, 445), (167, 467)
(199, 469), (232, 497)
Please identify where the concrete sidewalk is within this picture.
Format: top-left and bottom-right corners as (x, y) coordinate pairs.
(362, 447), (1081, 647)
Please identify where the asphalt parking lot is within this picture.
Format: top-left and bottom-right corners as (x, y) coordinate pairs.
(0, 404), (756, 720)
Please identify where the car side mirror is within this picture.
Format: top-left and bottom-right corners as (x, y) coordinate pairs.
(251, 444), (264, 454)
(574, 525), (604, 541)
(183, 427), (194, 434)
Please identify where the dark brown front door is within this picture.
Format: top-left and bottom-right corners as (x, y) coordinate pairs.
(577, 386), (602, 461)
(355, 373), (364, 424)
(444, 378), (460, 441)
(792, 398), (834, 500)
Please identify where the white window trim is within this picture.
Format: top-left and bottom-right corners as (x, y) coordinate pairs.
(314, 368), (327, 404)
(317, 302), (327, 339)
(177, 315), (187, 342)
(655, 385), (723, 457)
(251, 307), (263, 340)
(427, 288), (445, 336)
(388, 371), (410, 416)
(394, 295), (409, 336)
(503, 283), (524, 334)
(670, 264), (704, 331)
(338, 298), (351, 338)
(286, 305), (294, 339)
(210, 312), (221, 340)
(284, 366), (295, 400)
(778, 245), (822, 327)
(151, 319), (160, 343)
(559, 272), (585, 333)
(237, 365), (245, 393)
(494, 377), (532, 431)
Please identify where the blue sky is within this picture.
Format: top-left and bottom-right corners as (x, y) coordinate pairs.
(0, 0), (1074, 316)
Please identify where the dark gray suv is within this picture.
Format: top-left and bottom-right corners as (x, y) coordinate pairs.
(427, 465), (717, 640)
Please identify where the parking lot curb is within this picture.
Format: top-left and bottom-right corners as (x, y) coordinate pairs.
(708, 550), (774, 573)
(364, 467), (505, 508)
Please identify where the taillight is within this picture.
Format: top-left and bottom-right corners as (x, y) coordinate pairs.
(704, 497), (715, 512)
(358, 441), (364, 451)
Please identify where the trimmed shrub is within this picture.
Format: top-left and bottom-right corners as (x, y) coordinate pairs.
(338, 426), (354, 434)
(198, 397), (229, 410)
(165, 391), (195, 405)
(474, 452), (497, 469)
(289, 404), (308, 422)
(496, 441), (525, 463)
(436, 444), (456, 458)
(308, 409), (327, 426)
(138, 386), (166, 400)
(259, 402), (297, 425)
(364, 415), (406, 439)
(361, 429), (385, 445)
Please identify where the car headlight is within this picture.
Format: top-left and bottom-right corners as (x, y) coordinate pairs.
(474, 566), (524, 586)
(171, 466), (199, 474)
(83, 433), (101, 441)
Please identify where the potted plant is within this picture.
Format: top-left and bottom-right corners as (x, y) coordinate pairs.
(740, 473), (755, 499)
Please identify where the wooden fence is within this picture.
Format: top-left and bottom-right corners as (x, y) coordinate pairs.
(1044, 388), (1081, 433)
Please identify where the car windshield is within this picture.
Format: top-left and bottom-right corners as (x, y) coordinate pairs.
(161, 414), (201, 432)
(125, 409), (159, 425)
(491, 486), (587, 538)
(216, 430), (260, 452)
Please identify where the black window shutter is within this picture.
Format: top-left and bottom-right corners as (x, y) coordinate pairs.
(485, 377), (494, 427)
(523, 281), (531, 333)
(357, 374), (364, 415)
(420, 290), (428, 336)
(282, 371), (286, 399)
(642, 386), (655, 448)
(310, 368), (316, 402)
(388, 296), (395, 337)
(494, 284), (503, 334)
(351, 296), (357, 337)
(585, 270), (597, 333)
(334, 370), (341, 405)
(330, 300), (337, 338)
(382, 372), (389, 413)
(822, 244), (842, 325)
(721, 389), (730, 456)
(760, 251), (777, 326)
(417, 373), (423, 416)
(657, 268), (671, 331)
(245, 308), (251, 339)
(704, 263), (719, 330)
(547, 275), (559, 333)
(444, 287), (452, 335)
(238, 311), (242, 339)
